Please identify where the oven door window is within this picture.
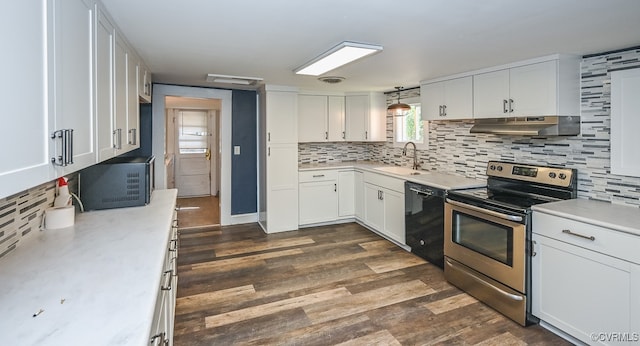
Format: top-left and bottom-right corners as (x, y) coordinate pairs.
(451, 211), (513, 266)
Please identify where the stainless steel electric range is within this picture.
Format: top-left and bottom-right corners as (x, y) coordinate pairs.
(443, 161), (577, 326)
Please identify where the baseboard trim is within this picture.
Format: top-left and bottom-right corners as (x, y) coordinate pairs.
(226, 212), (258, 225)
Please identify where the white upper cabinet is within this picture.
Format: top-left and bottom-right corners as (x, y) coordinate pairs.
(138, 61), (152, 103)
(421, 76), (473, 120)
(298, 94), (346, 142)
(113, 34), (128, 155)
(96, 5), (143, 160)
(509, 61), (558, 115)
(126, 51), (140, 151)
(0, 1), (52, 199)
(267, 90), (298, 144)
(96, 9), (116, 162)
(0, 0), (150, 200)
(473, 57), (580, 118)
(49, 0), (97, 176)
(473, 69), (510, 118)
(345, 92), (386, 142)
(611, 68), (640, 177)
(298, 95), (328, 142)
(327, 96), (346, 141)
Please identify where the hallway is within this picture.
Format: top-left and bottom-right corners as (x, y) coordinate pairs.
(177, 195), (220, 229)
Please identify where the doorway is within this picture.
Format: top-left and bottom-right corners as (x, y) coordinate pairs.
(165, 96), (221, 226)
(152, 84), (259, 227)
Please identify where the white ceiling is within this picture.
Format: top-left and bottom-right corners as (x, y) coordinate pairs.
(102, 0), (640, 92)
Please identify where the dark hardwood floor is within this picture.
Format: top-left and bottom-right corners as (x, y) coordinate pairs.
(174, 222), (569, 345)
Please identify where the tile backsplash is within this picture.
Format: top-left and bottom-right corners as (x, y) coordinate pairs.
(0, 175), (78, 259)
(299, 47), (640, 207)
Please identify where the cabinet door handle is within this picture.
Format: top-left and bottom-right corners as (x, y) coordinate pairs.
(365, 131), (368, 140)
(509, 99), (514, 113)
(342, 131), (345, 139)
(503, 99), (508, 113)
(129, 128), (137, 145)
(442, 104), (447, 116)
(268, 147), (270, 156)
(325, 132), (328, 140)
(50, 130), (63, 166)
(531, 240), (537, 257)
(161, 270), (173, 290)
(438, 105), (442, 116)
(114, 129), (123, 150)
(66, 129), (74, 165)
(268, 132), (271, 142)
(150, 332), (167, 346)
(562, 229), (595, 241)
(334, 183), (337, 192)
(51, 129), (73, 166)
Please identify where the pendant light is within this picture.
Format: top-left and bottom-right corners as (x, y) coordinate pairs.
(387, 86), (411, 116)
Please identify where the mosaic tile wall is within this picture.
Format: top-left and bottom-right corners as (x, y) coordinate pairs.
(298, 142), (371, 163)
(0, 175), (78, 259)
(300, 47), (640, 207)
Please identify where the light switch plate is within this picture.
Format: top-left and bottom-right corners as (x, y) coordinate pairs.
(234, 146), (241, 155)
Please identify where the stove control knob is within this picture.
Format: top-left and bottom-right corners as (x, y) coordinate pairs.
(548, 172), (557, 179)
(496, 165), (503, 172)
(489, 165), (496, 171)
(559, 173), (567, 180)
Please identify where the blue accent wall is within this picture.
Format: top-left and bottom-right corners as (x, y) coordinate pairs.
(231, 90), (257, 215)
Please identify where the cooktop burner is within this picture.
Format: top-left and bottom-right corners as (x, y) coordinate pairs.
(449, 188), (556, 211)
(447, 161), (577, 214)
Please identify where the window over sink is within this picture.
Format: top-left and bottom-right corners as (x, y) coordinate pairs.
(393, 98), (427, 148)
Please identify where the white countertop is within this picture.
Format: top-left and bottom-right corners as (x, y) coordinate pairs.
(532, 198), (640, 237)
(299, 161), (486, 190)
(0, 189), (178, 346)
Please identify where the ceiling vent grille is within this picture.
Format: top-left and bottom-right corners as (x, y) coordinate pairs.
(318, 76), (345, 84)
(205, 74), (263, 85)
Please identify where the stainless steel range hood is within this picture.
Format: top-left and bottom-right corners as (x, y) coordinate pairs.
(469, 116), (580, 136)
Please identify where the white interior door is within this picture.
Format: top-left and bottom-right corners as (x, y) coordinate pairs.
(175, 110), (212, 197)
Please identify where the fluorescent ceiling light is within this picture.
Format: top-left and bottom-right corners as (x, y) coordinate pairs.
(205, 74), (263, 85)
(294, 41), (383, 76)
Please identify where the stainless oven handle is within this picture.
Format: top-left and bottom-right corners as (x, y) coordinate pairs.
(445, 258), (524, 302)
(445, 199), (523, 222)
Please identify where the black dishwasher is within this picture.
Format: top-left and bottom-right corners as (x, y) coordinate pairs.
(405, 181), (446, 269)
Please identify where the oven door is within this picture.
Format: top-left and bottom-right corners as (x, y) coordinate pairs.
(444, 199), (526, 293)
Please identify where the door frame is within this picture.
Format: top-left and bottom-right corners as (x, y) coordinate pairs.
(152, 84), (234, 225)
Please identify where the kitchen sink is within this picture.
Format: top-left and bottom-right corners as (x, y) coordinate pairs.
(374, 166), (423, 176)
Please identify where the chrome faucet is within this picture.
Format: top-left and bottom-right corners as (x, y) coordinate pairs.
(402, 141), (420, 170)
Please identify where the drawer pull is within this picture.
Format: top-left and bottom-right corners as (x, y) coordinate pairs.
(312, 174), (325, 178)
(562, 229), (595, 241)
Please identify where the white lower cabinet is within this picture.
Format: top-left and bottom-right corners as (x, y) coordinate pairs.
(364, 183), (385, 231)
(299, 169), (359, 226)
(354, 171), (364, 220)
(299, 172), (338, 225)
(150, 212), (178, 346)
(337, 170), (355, 217)
(363, 172), (405, 244)
(532, 212), (640, 345)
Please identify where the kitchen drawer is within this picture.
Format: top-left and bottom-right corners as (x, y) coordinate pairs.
(533, 211), (640, 264)
(299, 170), (338, 183)
(363, 171), (404, 193)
